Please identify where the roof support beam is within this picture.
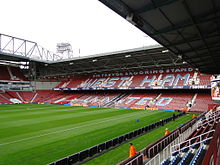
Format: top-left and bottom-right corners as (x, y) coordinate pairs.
(180, 41), (220, 54)
(168, 33), (220, 47)
(99, 0), (181, 55)
(189, 52), (220, 60)
(150, 0), (202, 67)
(211, 0), (220, 37)
(182, 0), (217, 67)
(135, 0), (179, 14)
(152, 12), (220, 36)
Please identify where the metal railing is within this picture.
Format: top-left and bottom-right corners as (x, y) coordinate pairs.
(145, 118), (199, 165)
(197, 110), (220, 128)
(125, 154), (144, 165)
(171, 129), (214, 153)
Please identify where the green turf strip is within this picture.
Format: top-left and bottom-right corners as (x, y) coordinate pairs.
(0, 104), (178, 165)
(85, 114), (192, 165)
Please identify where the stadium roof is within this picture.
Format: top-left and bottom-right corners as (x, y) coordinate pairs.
(0, 35), (186, 76)
(36, 45), (186, 77)
(0, 33), (61, 63)
(0, 33), (187, 77)
(0, 51), (46, 63)
(98, 0), (220, 74)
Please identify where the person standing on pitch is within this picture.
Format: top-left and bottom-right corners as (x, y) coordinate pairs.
(129, 143), (137, 157)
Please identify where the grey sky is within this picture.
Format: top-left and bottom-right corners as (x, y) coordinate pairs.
(0, 0), (158, 57)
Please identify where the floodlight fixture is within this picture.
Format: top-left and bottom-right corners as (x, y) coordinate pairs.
(125, 55), (131, 58)
(162, 50), (169, 53)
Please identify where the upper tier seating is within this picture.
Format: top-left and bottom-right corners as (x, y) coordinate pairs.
(55, 68), (212, 89)
(0, 66), (11, 80)
(0, 65), (27, 81)
(10, 66), (27, 81)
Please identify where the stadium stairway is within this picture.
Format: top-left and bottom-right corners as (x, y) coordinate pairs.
(104, 93), (128, 107)
(30, 92), (38, 103)
(16, 92), (24, 102)
(0, 93), (12, 103)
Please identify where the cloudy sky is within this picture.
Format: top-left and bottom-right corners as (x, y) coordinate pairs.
(0, 0), (158, 57)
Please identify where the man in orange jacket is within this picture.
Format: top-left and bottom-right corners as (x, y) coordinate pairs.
(164, 128), (170, 136)
(192, 114), (197, 119)
(129, 143), (137, 157)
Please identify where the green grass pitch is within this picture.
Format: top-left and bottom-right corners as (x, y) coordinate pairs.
(0, 104), (192, 165)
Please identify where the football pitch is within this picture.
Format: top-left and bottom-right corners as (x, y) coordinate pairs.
(0, 104), (192, 165)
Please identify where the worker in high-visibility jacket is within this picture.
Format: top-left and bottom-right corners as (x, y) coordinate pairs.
(192, 114), (197, 119)
(129, 143), (137, 157)
(164, 128), (170, 136)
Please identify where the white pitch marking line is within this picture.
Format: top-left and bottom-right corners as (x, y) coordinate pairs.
(0, 111), (148, 147)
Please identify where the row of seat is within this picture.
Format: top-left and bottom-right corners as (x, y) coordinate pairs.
(0, 66), (27, 81)
(160, 110), (219, 165)
(161, 143), (207, 165)
(180, 122), (215, 149)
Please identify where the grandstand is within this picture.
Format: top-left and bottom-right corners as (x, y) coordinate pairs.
(0, 0), (220, 164)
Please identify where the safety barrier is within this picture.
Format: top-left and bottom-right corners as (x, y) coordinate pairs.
(122, 112), (205, 165)
(171, 130), (214, 153)
(143, 113), (210, 165)
(125, 153), (144, 165)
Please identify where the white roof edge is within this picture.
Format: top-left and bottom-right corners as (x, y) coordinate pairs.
(50, 44), (162, 64)
(0, 51), (48, 63)
(1, 44), (163, 64)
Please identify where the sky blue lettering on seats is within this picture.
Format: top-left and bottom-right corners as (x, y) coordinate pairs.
(156, 97), (173, 106)
(89, 96), (99, 102)
(103, 77), (119, 87)
(84, 96), (93, 102)
(161, 74), (175, 86)
(136, 97), (153, 105)
(125, 97), (140, 104)
(140, 75), (156, 86)
(101, 97), (110, 102)
(81, 79), (97, 88)
(118, 77), (130, 87)
(173, 73), (190, 86)
(92, 78), (106, 88)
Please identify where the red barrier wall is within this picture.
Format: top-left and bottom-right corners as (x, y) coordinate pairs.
(202, 122), (220, 165)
